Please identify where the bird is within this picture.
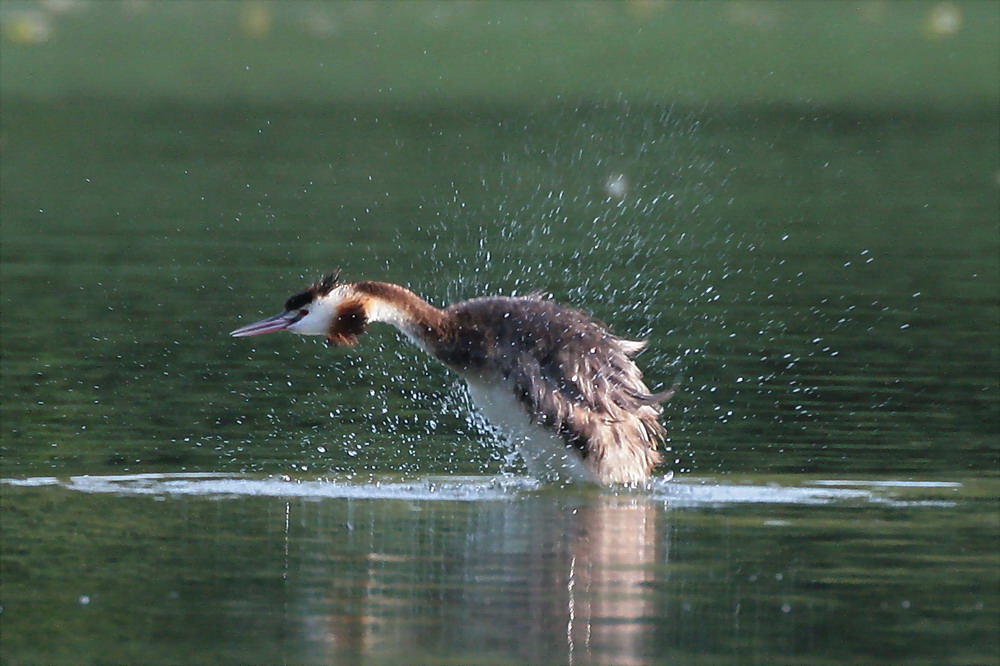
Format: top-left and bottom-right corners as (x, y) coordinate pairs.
(230, 272), (672, 485)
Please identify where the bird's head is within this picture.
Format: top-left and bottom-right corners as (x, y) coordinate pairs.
(229, 271), (368, 346)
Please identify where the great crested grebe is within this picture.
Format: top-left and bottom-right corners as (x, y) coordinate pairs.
(230, 273), (671, 485)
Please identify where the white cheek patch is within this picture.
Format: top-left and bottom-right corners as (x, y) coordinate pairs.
(288, 291), (343, 336)
(289, 312), (327, 336)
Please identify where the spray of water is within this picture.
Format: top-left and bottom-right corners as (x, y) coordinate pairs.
(401, 101), (738, 476)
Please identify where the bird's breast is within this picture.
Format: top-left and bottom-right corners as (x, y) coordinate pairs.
(463, 375), (596, 484)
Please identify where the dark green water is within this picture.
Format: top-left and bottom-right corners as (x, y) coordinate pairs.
(2, 2), (998, 664)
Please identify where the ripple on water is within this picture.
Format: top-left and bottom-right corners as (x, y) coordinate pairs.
(0, 473), (958, 507)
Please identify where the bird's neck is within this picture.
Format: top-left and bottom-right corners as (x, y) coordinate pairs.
(354, 281), (449, 350)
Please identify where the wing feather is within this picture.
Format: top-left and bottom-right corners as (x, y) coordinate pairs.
(439, 296), (669, 483)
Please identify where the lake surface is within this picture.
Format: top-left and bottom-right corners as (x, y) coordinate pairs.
(3, 473), (993, 665)
(1, 3), (998, 664)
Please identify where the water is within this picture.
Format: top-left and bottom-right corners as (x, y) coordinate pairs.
(2, 3), (998, 664)
(2, 474), (991, 665)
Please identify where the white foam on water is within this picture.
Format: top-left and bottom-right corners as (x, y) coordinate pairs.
(1, 472), (959, 507)
(809, 479), (963, 488)
(1, 476), (61, 487)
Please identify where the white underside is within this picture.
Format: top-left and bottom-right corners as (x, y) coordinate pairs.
(464, 377), (597, 485)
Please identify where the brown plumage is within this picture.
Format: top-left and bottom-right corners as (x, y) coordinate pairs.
(231, 274), (671, 485)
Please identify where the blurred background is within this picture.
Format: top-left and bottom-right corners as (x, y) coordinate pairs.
(2, 1), (996, 104)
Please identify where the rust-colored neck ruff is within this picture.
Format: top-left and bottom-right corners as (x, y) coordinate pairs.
(341, 281), (449, 350)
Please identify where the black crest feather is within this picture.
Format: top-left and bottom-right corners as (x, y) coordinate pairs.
(283, 270), (342, 311)
(315, 270), (342, 295)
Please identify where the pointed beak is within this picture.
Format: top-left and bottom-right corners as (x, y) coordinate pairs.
(230, 313), (291, 337)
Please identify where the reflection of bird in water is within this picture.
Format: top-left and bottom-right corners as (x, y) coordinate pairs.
(231, 272), (672, 485)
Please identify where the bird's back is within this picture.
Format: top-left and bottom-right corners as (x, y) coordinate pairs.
(432, 295), (667, 484)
